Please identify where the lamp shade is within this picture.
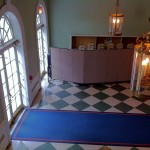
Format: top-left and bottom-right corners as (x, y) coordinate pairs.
(109, 13), (124, 36)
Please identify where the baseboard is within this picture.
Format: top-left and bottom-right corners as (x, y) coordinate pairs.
(0, 120), (10, 150)
(30, 73), (41, 104)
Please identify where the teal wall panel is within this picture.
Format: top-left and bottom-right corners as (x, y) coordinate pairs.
(49, 0), (150, 48)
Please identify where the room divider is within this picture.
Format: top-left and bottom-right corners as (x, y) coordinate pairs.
(50, 47), (134, 84)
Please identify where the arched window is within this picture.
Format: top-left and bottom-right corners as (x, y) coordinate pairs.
(36, 2), (48, 78)
(0, 13), (29, 123)
(0, 15), (13, 44)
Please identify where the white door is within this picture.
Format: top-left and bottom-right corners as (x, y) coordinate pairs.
(36, 6), (48, 78)
(0, 47), (23, 122)
(37, 27), (46, 75)
(0, 15), (26, 123)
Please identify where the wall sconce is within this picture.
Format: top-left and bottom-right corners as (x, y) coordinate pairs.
(130, 34), (150, 95)
(109, 0), (124, 36)
(38, 6), (43, 14)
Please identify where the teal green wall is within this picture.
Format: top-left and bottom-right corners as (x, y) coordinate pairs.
(49, 0), (150, 48)
(0, 0), (148, 78)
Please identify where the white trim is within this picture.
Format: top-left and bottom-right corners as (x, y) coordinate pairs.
(37, 0), (49, 47)
(0, 75), (10, 149)
(71, 34), (138, 38)
(37, 23), (44, 30)
(30, 73), (41, 91)
(0, 39), (19, 53)
(35, 0), (49, 77)
(0, 77), (9, 123)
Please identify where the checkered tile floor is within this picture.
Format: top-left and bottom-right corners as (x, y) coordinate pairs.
(10, 76), (150, 150)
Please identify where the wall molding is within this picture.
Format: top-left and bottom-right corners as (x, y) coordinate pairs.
(0, 120), (10, 150)
(30, 73), (41, 104)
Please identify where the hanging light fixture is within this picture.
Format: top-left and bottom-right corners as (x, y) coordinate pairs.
(109, 0), (124, 36)
(130, 33), (150, 96)
(38, 6), (43, 14)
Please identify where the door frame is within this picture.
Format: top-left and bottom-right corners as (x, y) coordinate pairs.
(0, 3), (31, 106)
(0, 75), (10, 150)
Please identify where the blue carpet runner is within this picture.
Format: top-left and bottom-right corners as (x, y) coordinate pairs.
(11, 109), (150, 147)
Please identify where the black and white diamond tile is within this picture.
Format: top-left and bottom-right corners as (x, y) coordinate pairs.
(112, 93), (129, 101)
(72, 101), (90, 111)
(111, 84), (127, 92)
(140, 89), (150, 96)
(120, 89), (134, 97)
(63, 95), (81, 104)
(45, 94), (60, 103)
(60, 105), (78, 111)
(114, 102), (133, 113)
(67, 144), (84, 150)
(93, 92), (109, 100)
(51, 100), (69, 109)
(58, 83), (73, 89)
(123, 98), (142, 108)
(127, 108), (144, 114)
(55, 90), (71, 98)
(93, 84), (108, 91)
(136, 103), (150, 114)
(102, 88), (118, 96)
(93, 101), (112, 112)
(104, 106), (122, 113)
(103, 97), (121, 107)
(76, 84), (90, 90)
(82, 106), (100, 112)
(82, 96), (100, 105)
(74, 91), (90, 99)
(83, 87), (100, 95)
(65, 86), (82, 94)
(10, 78), (150, 150)
(47, 86), (63, 94)
(144, 100), (150, 106)
(119, 82), (130, 89)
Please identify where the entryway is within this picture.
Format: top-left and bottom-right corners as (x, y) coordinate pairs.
(36, 3), (49, 78)
(0, 14), (28, 124)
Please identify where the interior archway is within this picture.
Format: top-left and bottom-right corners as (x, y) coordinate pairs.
(36, 0), (49, 78)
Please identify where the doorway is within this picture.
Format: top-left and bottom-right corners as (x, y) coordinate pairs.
(0, 15), (28, 123)
(36, 3), (48, 78)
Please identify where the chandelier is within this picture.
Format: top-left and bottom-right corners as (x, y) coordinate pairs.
(109, 0), (124, 36)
